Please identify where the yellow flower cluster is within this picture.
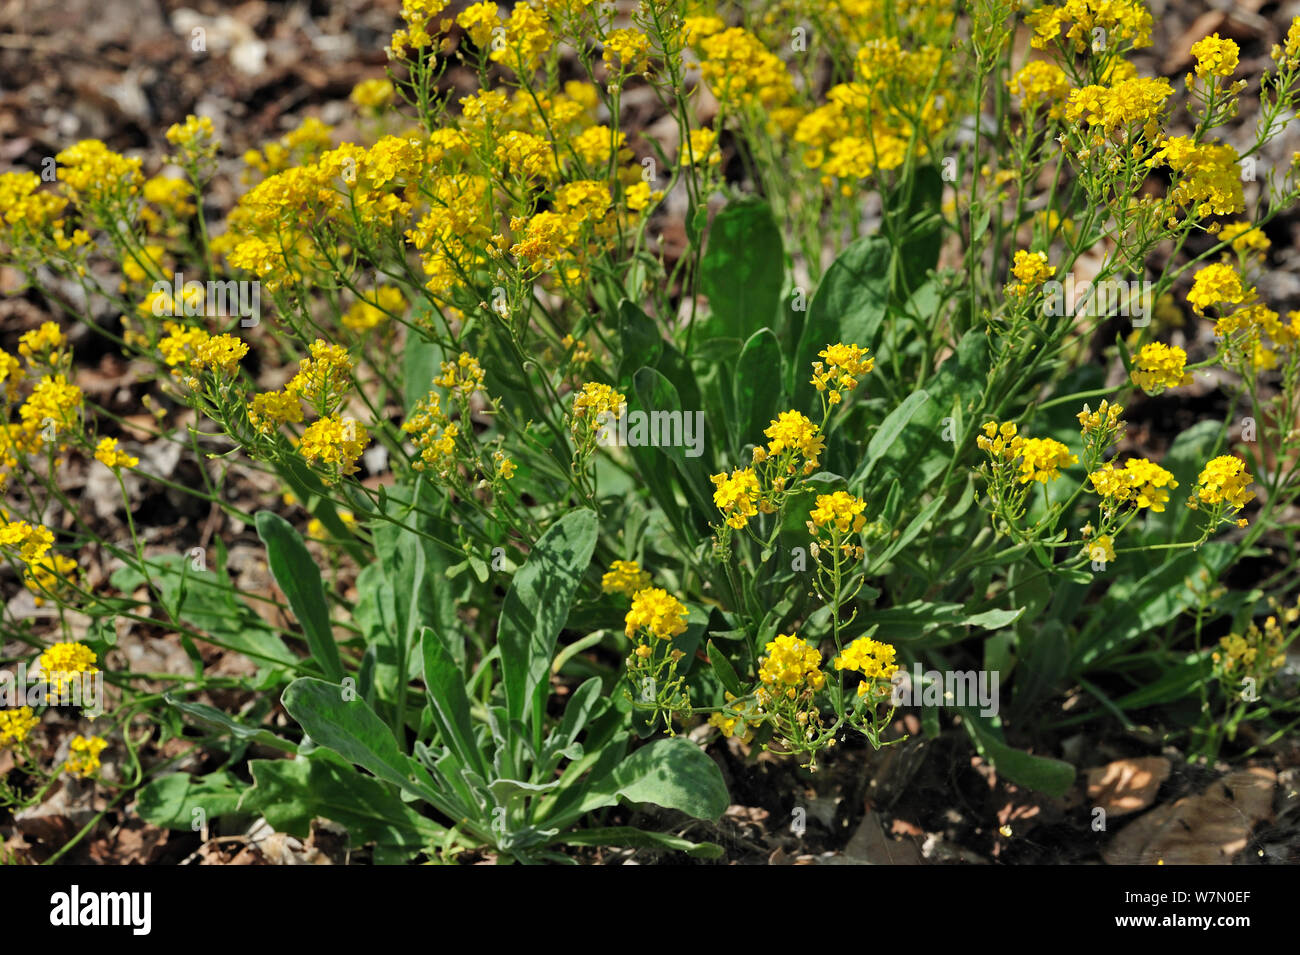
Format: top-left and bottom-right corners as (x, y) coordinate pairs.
(1065, 77), (1172, 139)
(350, 78), (395, 109)
(758, 634), (825, 700)
(342, 287), (404, 332)
(0, 519), (55, 563)
(1016, 437), (1078, 484)
(402, 391), (459, 476)
(696, 27), (795, 111)
(834, 636), (899, 696)
(65, 734), (108, 778)
(1188, 455), (1254, 512)
(0, 706), (39, 747)
(1186, 262), (1249, 315)
(1190, 34), (1239, 79)
(298, 415), (368, 480)
(1027, 0), (1153, 53)
(1077, 399), (1125, 437)
(38, 642), (99, 699)
(54, 140), (143, 207)
(711, 467), (763, 530)
(810, 343), (874, 403)
(762, 410), (825, 475)
(601, 560), (652, 598)
(1009, 60), (1071, 118)
(24, 553), (78, 607)
(976, 420), (1025, 460)
(624, 588), (689, 641)
(1089, 458), (1178, 511)
(1006, 250), (1054, 297)
(1214, 617), (1286, 679)
(809, 491), (868, 536)
(434, 352), (486, 399)
(570, 381), (625, 435)
(1152, 137), (1244, 217)
(1130, 342), (1193, 394)
(94, 437), (138, 470)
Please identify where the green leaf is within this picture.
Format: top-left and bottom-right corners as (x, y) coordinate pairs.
(733, 328), (784, 451)
(256, 511), (343, 683)
(962, 711), (1075, 797)
(163, 692), (297, 754)
(698, 199), (784, 345)
(793, 236), (891, 402)
(575, 737), (729, 822)
(136, 771), (247, 829)
(498, 510), (599, 729)
(853, 388), (931, 487)
(616, 299), (664, 386)
(420, 627), (488, 777)
(247, 756), (440, 861)
(707, 640), (744, 697)
(281, 678), (444, 811)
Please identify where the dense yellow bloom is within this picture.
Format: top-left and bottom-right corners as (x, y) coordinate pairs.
(1214, 617), (1285, 678)
(1065, 77), (1172, 137)
(19, 374), (82, 447)
(458, 1), (500, 47)
(1152, 137), (1244, 217)
(570, 381), (625, 433)
(402, 391), (460, 476)
(1089, 458), (1179, 511)
(570, 125), (627, 168)
(976, 420), (1025, 460)
(1006, 250), (1054, 297)
(248, 389), (303, 435)
(24, 552), (78, 606)
(1189, 455), (1254, 511)
(0, 171), (68, 232)
(679, 128), (720, 168)
(94, 437), (138, 470)
(758, 634), (825, 697)
(55, 140), (143, 206)
(697, 28), (795, 110)
(1016, 437), (1077, 484)
(0, 706), (39, 747)
(764, 410), (825, 471)
(1220, 222), (1269, 260)
(1187, 263), (1250, 315)
(1190, 34), (1239, 78)
(810, 343), (874, 402)
(1027, 0), (1153, 53)
(298, 415), (368, 479)
(65, 734), (108, 778)
(0, 520), (55, 563)
(38, 642), (99, 699)
(434, 352), (486, 399)
(625, 181), (662, 212)
(604, 28), (649, 74)
(624, 588), (689, 640)
(1008, 60), (1071, 117)
(834, 636), (899, 689)
(710, 467), (762, 529)
(1130, 342), (1193, 393)
(489, 1), (550, 75)
(18, 322), (69, 364)
(350, 78), (395, 109)
(601, 560), (652, 597)
(191, 334), (248, 376)
(809, 491), (868, 535)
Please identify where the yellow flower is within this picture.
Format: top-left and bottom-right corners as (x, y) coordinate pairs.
(0, 520), (55, 563)
(976, 420), (1025, 460)
(248, 389), (304, 435)
(38, 641), (99, 699)
(1089, 458), (1179, 511)
(1187, 262), (1250, 315)
(834, 637), (898, 681)
(0, 706), (39, 747)
(93, 437), (138, 470)
(624, 588), (689, 640)
(1016, 437), (1077, 484)
(1086, 534), (1116, 564)
(763, 410), (825, 472)
(298, 415), (368, 480)
(810, 342), (874, 402)
(191, 334), (248, 376)
(710, 467), (761, 529)
(1189, 455), (1254, 511)
(809, 491), (868, 535)
(18, 322), (69, 364)
(570, 381), (625, 434)
(1008, 60), (1070, 117)
(601, 560), (652, 597)
(1077, 399), (1124, 436)
(758, 634), (825, 695)
(1130, 342), (1192, 394)
(1190, 33), (1239, 79)
(24, 553), (78, 606)
(435, 352), (486, 399)
(1027, 0), (1153, 53)
(680, 128), (720, 168)
(65, 734), (108, 778)
(350, 78), (395, 109)
(165, 115), (218, 160)
(603, 28), (649, 74)
(458, 1), (500, 47)
(1006, 249), (1054, 297)
(287, 340), (354, 413)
